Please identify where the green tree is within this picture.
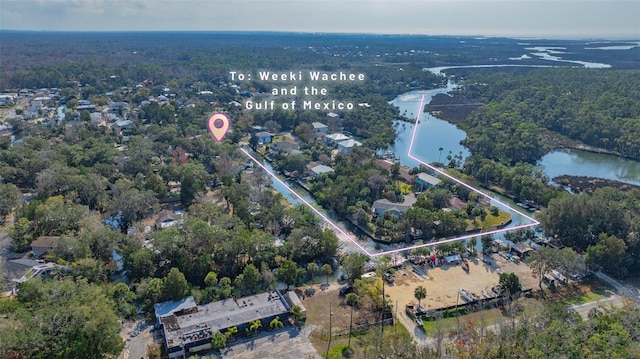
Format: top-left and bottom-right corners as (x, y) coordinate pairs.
(307, 262), (319, 285)
(204, 271), (218, 287)
(211, 332), (227, 350)
(498, 272), (522, 297)
(235, 263), (262, 295)
(526, 247), (581, 288)
(224, 326), (238, 340)
(481, 234), (494, 253)
(340, 253), (369, 282)
(414, 285), (427, 307)
(162, 267), (190, 301)
(179, 162), (209, 207)
(107, 180), (158, 232)
(1, 278), (124, 358)
(585, 233), (629, 278)
(110, 282), (136, 318)
(0, 183), (20, 224)
(269, 316), (284, 329)
(291, 305), (304, 323)
(321, 263), (333, 284)
(276, 259), (303, 289)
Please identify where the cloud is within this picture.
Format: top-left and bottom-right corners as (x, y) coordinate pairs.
(1, 0), (638, 38)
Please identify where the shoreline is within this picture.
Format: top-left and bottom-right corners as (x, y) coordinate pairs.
(552, 175), (640, 194)
(425, 92), (639, 162)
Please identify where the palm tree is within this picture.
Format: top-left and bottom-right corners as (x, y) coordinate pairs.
(307, 262), (319, 285)
(321, 263), (332, 284)
(414, 285), (427, 307)
(438, 147), (444, 163)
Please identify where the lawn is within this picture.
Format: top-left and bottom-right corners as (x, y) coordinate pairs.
(421, 308), (506, 335)
(558, 277), (612, 305)
(466, 208), (512, 231)
(395, 180), (413, 195)
(560, 290), (607, 305)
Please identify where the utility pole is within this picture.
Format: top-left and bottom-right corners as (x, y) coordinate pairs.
(379, 279), (385, 348)
(326, 303), (333, 358)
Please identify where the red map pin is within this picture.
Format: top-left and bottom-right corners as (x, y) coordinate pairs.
(206, 113), (230, 142)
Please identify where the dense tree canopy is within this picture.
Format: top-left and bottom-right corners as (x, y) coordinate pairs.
(457, 68), (640, 163)
(0, 278), (124, 359)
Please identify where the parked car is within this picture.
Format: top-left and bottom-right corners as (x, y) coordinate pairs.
(339, 284), (353, 297)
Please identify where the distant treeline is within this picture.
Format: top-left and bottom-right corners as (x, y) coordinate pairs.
(456, 68), (640, 162)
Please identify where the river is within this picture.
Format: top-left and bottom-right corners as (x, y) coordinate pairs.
(264, 64), (640, 255)
(390, 69), (640, 188)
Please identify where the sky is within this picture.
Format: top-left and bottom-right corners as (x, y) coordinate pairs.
(1, 0), (639, 39)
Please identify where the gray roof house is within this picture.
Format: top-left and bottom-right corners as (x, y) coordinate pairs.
(372, 199), (412, 218)
(309, 164), (334, 178)
(338, 139), (362, 154)
(255, 131), (274, 144)
(311, 122), (328, 134)
(30, 236), (60, 258)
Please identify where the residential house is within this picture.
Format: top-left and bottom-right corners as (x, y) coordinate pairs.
(30, 236), (60, 258)
(311, 122), (328, 134)
(90, 112), (103, 125)
(3, 259), (67, 284)
(255, 131), (274, 144)
(415, 172), (441, 190)
(337, 139), (362, 155)
(114, 119), (134, 133)
(449, 197), (467, 211)
(325, 133), (350, 146)
(309, 164), (334, 178)
(76, 104), (97, 113)
(109, 102), (130, 112)
(271, 140), (300, 155)
(374, 159), (414, 183)
(156, 210), (183, 230)
(372, 199), (412, 218)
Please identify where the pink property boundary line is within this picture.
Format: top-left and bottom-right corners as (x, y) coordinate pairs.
(239, 94), (539, 257)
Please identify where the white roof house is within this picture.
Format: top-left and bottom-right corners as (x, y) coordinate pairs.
(325, 133), (351, 146)
(337, 139), (362, 154)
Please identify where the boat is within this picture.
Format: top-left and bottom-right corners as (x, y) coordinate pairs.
(459, 288), (477, 302)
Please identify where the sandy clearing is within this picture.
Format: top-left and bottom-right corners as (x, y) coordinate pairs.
(386, 253), (538, 312)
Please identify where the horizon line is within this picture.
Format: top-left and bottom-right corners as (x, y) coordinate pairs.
(1, 29), (638, 42)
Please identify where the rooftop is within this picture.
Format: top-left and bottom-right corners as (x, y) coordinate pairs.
(30, 236), (60, 248)
(160, 291), (291, 349)
(338, 139), (362, 148)
(310, 164), (334, 175)
(372, 199), (412, 213)
(416, 172), (442, 186)
(325, 133), (350, 142)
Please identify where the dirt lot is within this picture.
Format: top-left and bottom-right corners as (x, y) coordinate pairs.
(302, 282), (379, 354)
(386, 253), (538, 312)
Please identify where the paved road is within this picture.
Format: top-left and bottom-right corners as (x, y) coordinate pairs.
(220, 326), (320, 359)
(118, 319), (153, 359)
(595, 271), (640, 303)
(569, 295), (626, 320)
